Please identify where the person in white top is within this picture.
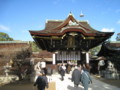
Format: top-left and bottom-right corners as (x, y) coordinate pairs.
(34, 62), (41, 82)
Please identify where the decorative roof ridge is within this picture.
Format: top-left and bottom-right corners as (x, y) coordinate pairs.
(67, 12), (75, 17)
(46, 20), (88, 23)
(60, 27), (89, 33)
(52, 14), (90, 31)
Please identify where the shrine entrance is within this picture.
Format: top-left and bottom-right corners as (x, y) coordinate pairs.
(55, 51), (81, 65)
(29, 13), (114, 65)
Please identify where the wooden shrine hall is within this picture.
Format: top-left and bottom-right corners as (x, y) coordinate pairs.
(29, 13), (114, 65)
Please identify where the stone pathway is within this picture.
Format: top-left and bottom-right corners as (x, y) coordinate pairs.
(51, 74), (120, 90)
(0, 74), (120, 90)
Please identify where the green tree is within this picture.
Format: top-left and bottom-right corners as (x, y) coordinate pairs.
(30, 41), (41, 52)
(116, 33), (120, 41)
(0, 32), (13, 41)
(90, 45), (101, 56)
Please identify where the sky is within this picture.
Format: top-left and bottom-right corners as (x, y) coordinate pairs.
(0, 0), (120, 41)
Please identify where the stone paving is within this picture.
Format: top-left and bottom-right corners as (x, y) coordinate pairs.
(51, 74), (120, 90)
(0, 73), (120, 90)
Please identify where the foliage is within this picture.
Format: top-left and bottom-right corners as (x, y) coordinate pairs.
(2, 46), (32, 62)
(12, 48), (32, 80)
(90, 45), (101, 56)
(30, 41), (41, 52)
(116, 33), (120, 41)
(15, 49), (32, 59)
(0, 32), (13, 41)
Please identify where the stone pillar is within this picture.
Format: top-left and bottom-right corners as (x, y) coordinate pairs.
(52, 53), (56, 64)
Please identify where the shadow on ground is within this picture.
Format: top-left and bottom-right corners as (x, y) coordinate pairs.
(0, 80), (56, 90)
(67, 85), (84, 90)
(93, 75), (120, 88)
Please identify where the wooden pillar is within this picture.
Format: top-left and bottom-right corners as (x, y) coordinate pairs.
(52, 53), (56, 64)
(85, 52), (90, 70)
(86, 52), (89, 64)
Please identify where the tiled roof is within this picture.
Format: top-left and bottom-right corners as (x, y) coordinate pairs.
(29, 14), (102, 36)
(29, 14), (114, 52)
(109, 42), (120, 48)
(97, 42), (120, 57)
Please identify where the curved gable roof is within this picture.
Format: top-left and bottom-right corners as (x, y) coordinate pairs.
(29, 14), (114, 37)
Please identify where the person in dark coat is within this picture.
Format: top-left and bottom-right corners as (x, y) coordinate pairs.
(47, 67), (53, 82)
(60, 64), (66, 81)
(58, 64), (62, 74)
(72, 65), (81, 88)
(66, 63), (71, 74)
(80, 69), (92, 90)
(34, 72), (48, 90)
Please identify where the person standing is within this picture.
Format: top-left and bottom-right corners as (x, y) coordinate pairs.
(80, 68), (92, 90)
(47, 67), (53, 82)
(71, 65), (81, 90)
(60, 64), (66, 81)
(34, 62), (41, 82)
(34, 72), (48, 90)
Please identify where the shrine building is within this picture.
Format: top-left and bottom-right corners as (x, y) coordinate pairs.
(29, 13), (114, 65)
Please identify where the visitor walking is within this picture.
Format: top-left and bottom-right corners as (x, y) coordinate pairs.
(71, 65), (81, 90)
(34, 62), (41, 82)
(34, 72), (48, 90)
(80, 67), (92, 90)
